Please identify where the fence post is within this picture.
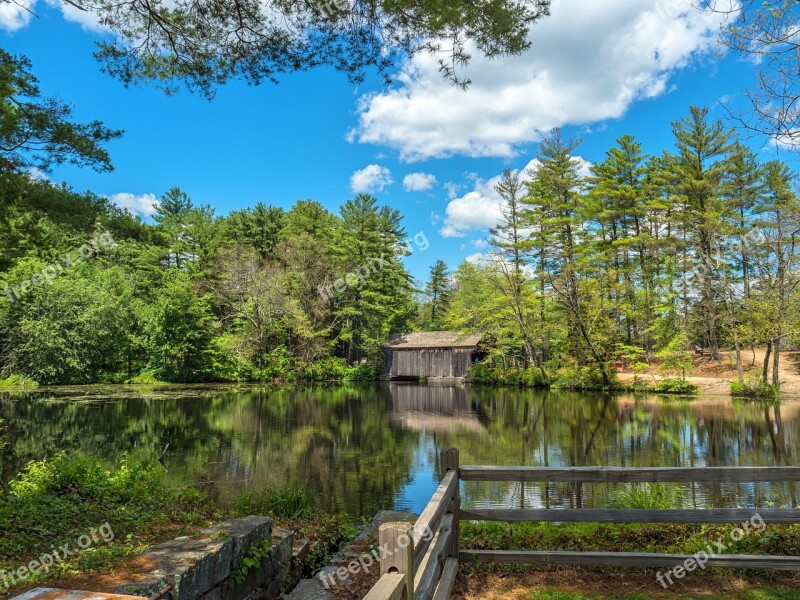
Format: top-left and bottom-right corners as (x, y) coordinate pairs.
(379, 522), (415, 600)
(442, 448), (460, 558)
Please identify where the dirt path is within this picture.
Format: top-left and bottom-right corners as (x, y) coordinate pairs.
(616, 349), (800, 399)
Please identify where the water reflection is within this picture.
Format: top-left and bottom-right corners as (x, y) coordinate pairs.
(0, 384), (798, 516)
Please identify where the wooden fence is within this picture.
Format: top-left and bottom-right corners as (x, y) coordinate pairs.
(362, 449), (800, 599)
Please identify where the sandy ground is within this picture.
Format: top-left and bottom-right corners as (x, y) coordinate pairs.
(616, 349), (800, 399)
(452, 569), (800, 599)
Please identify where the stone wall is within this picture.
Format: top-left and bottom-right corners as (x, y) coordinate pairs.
(116, 516), (293, 600)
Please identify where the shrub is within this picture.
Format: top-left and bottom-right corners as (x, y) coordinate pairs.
(551, 365), (616, 390)
(466, 362), (547, 387)
(466, 362), (501, 385)
(653, 378), (699, 395)
(343, 364), (381, 381)
(731, 377), (779, 399)
(0, 453), (209, 566)
(0, 374), (38, 387)
(125, 370), (168, 384)
(302, 358), (381, 382)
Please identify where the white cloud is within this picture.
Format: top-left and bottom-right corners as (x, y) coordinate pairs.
(440, 156), (591, 238)
(403, 171), (438, 192)
(351, 0), (727, 160)
(48, 0), (108, 32)
(465, 252), (492, 265)
(0, 0), (35, 32)
(26, 167), (49, 182)
(108, 192), (159, 218)
(350, 164), (393, 193)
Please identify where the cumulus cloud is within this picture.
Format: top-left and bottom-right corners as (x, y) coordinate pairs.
(403, 171), (438, 192)
(0, 0), (35, 32)
(351, 0), (726, 160)
(49, 0), (108, 32)
(350, 164), (393, 193)
(108, 192), (159, 219)
(440, 157), (591, 238)
(0, 0), (109, 31)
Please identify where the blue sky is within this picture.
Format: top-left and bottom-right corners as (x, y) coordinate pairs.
(2, 0), (797, 283)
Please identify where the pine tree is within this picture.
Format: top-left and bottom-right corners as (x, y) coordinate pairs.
(425, 260), (451, 329)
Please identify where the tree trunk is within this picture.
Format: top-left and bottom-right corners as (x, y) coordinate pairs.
(772, 337), (781, 387)
(763, 342), (772, 385)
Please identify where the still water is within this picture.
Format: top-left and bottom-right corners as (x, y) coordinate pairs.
(0, 383), (797, 516)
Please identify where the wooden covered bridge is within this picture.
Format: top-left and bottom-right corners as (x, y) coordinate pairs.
(383, 332), (482, 380)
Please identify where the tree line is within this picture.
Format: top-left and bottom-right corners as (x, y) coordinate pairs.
(441, 106), (800, 389)
(0, 177), (418, 384)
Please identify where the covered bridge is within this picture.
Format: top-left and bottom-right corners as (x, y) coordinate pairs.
(383, 331), (482, 379)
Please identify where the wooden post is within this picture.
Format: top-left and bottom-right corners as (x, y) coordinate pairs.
(379, 522), (415, 600)
(442, 448), (460, 558)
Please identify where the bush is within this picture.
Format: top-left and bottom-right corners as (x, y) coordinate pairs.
(302, 358), (381, 381)
(609, 483), (685, 509)
(466, 362), (501, 384)
(551, 365), (616, 390)
(0, 374), (38, 387)
(653, 378), (699, 395)
(0, 453), (209, 566)
(125, 370), (168, 385)
(731, 377), (779, 399)
(466, 362), (547, 387)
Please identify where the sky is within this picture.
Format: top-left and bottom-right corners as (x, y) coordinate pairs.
(2, 0), (798, 283)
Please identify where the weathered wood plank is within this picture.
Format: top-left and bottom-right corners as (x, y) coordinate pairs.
(459, 466), (800, 483)
(460, 508), (800, 524)
(380, 523), (415, 600)
(458, 550), (800, 570)
(414, 515), (453, 600)
(364, 573), (408, 600)
(413, 470), (458, 552)
(442, 449), (460, 560)
(431, 557), (458, 600)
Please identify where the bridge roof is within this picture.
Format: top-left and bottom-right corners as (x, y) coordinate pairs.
(385, 331), (481, 349)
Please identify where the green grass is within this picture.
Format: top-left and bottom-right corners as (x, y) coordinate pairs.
(461, 521), (800, 557)
(0, 453), (353, 597)
(608, 483), (685, 509)
(234, 485), (312, 519)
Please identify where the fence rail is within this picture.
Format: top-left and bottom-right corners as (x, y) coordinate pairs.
(361, 449), (800, 599)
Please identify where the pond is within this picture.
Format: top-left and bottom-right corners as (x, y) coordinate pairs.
(0, 383), (797, 517)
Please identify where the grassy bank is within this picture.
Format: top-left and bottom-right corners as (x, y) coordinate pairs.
(0, 453), (357, 598)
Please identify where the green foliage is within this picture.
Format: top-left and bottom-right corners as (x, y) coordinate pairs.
(461, 520), (800, 562)
(125, 370), (168, 385)
(652, 378), (699, 395)
(0, 50), (121, 172)
(0, 374), (38, 387)
(731, 377), (779, 399)
(467, 363), (548, 388)
(551, 365), (617, 391)
(0, 453), (210, 571)
(302, 357), (380, 381)
(227, 539), (273, 587)
(235, 485), (312, 519)
(85, 0), (551, 95)
(656, 333), (693, 380)
(609, 483), (685, 509)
